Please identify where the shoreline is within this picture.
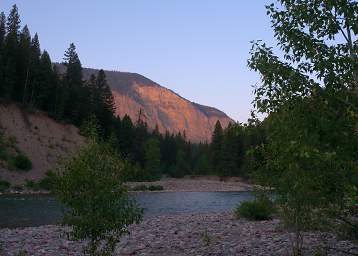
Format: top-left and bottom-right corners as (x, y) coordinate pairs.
(0, 176), (254, 195)
(0, 212), (356, 256)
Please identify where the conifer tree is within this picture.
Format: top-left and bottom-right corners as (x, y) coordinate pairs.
(0, 12), (5, 95)
(62, 43), (84, 124)
(17, 25), (31, 103)
(95, 69), (115, 135)
(118, 115), (134, 159)
(174, 150), (189, 178)
(211, 120), (224, 174)
(0, 12), (5, 48)
(3, 5), (21, 99)
(144, 138), (161, 180)
(36, 51), (56, 110)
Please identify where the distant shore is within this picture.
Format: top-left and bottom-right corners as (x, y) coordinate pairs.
(1, 212), (356, 256)
(0, 176), (253, 195)
(126, 176), (253, 192)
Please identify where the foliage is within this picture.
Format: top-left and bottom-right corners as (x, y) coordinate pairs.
(235, 195), (275, 221)
(211, 120), (224, 172)
(144, 138), (161, 181)
(201, 231), (212, 246)
(147, 184), (164, 191)
(8, 154), (32, 171)
(53, 141), (143, 255)
(173, 150), (190, 178)
(24, 179), (38, 191)
(249, 0), (358, 254)
(131, 184), (148, 191)
(130, 184), (164, 191)
(0, 179), (10, 192)
(38, 170), (58, 191)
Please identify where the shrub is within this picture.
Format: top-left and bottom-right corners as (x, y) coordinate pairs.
(24, 179), (40, 191)
(131, 184), (148, 191)
(38, 171), (58, 190)
(9, 154), (32, 171)
(147, 185), (164, 191)
(235, 195), (274, 221)
(53, 141), (143, 255)
(11, 184), (23, 191)
(0, 179), (10, 192)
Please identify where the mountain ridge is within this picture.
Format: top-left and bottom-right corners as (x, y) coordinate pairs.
(56, 64), (234, 142)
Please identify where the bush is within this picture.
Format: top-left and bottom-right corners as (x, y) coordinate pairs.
(235, 195), (274, 221)
(24, 179), (38, 190)
(0, 179), (10, 192)
(147, 185), (164, 191)
(131, 184), (148, 191)
(9, 154), (32, 171)
(11, 184), (23, 191)
(38, 171), (58, 190)
(53, 141), (143, 255)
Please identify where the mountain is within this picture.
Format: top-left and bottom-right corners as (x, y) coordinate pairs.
(82, 68), (234, 142)
(56, 64), (234, 142)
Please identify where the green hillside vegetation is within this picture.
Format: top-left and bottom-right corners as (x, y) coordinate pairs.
(0, 130), (32, 172)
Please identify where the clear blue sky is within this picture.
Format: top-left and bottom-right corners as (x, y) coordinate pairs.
(2, 0), (276, 122)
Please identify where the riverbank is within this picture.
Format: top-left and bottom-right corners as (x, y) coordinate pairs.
(0, 176), (253, 195)
(0, 212), (356, 256)
(126, 176), (253, 192)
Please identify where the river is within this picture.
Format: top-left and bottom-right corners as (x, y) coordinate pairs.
(0, 191), (254, 228)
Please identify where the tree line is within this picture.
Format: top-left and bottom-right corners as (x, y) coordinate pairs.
(0, 5), (265, 181)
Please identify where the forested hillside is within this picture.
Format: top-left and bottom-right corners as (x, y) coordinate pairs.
(0, 5), (265, 183)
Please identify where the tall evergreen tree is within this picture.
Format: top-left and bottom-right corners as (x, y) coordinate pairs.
(211, 120), (224, 173)
(144, 138), (161, 180)
(62, 43), (84, 124)
(118, 115), (134, 159)
(17, 25), (31, 102)
(6, 5), (20, 37)
(95, 69), (115, 135)
(36, 50), (56, 110)
(3, 5), (21, 99)
(219, 124), (239, 176)
(0, 12), (5, 95)
(0, 12), (5, 48)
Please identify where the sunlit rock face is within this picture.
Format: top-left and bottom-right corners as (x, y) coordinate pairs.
(82, 68), (234, 142)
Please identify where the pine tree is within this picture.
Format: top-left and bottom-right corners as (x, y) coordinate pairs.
(219, 125), (239, 177)
(95, 69), (115, 136)
(0, 12), (5, 96)
(25, 33), (41, 105)
(174, 150), (189, 178)
(3, 5), (21, 99)
(36, 51), (56, 110)
(194, 153), (210, 175)
(144, 138), (161, 180)
(0, 12), (5, 48)
(211, 120), (224, 174)
(118, 115), (134, 159)
(62, 43), (84, 124)
(6, 5), (20, 37)
(17, 25), (31, 103)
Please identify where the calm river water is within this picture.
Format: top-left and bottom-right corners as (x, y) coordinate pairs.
(0, 191), (253, 228)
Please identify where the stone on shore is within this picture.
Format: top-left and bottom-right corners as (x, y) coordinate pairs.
(0, 212), (357, 256)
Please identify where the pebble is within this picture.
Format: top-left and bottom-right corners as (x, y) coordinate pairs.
(0, 212), (357, 256)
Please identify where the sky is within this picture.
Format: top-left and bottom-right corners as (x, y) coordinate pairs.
(1, 0), (276, 122)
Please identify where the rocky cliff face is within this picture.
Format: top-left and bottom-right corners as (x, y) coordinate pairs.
(82, 68), (234, 142)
